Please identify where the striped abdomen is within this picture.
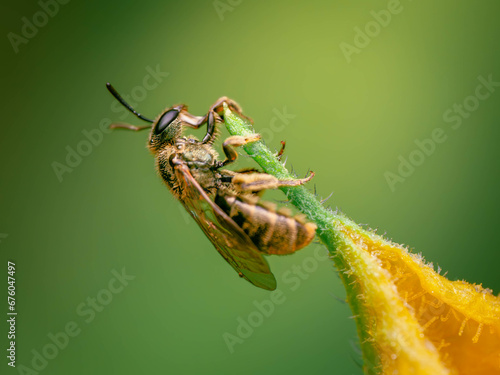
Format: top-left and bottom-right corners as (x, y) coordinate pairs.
(215, 194), (317, 255)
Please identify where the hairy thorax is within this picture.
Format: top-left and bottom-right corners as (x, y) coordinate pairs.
(155, 136), (219, 196)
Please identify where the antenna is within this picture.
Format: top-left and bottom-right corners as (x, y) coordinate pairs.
(106, 83), (154, 123)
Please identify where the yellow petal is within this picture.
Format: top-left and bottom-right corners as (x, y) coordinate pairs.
(336, 217), (500, 375)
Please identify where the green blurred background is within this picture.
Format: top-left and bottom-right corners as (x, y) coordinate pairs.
(1, 0), (499, 374)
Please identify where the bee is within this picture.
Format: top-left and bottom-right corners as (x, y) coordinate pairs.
(106, 83), (317, 290)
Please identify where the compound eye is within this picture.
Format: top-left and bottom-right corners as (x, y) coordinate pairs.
(154, 109), (179, 134)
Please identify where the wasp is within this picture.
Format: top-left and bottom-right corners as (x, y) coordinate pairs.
(106, 83), (317, 290)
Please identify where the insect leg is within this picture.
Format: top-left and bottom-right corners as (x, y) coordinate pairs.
(232, 171), (315, 193)
(178, 97), (248, 144)
(189, 96), (244, 119)
(218, 134), (262, 167)
(276, 141), (286, 161)
(109, 123), (152, 131)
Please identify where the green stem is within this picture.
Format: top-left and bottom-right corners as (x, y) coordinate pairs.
(223, 105), (379, 374)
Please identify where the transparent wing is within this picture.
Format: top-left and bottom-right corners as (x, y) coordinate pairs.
(174, 163), (277, 291)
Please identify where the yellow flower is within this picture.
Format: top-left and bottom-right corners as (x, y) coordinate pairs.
(336, 217), (500, 375)
(223, 106), (500, 375)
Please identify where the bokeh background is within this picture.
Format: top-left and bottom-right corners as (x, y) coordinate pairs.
(1, 0), (500, 374)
